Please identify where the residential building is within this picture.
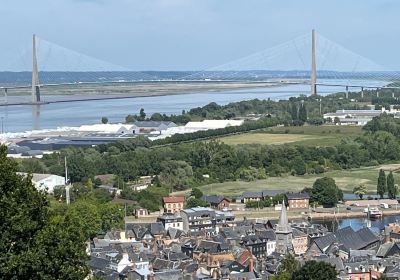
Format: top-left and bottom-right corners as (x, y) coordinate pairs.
(201, 195), (230, 209)
(180, 207), (216, 232)
(135, 208), (149, 218)
(240, 189), (284, 203)
(292, 228), (309, 255)
(163, 196), (185, 214)
(215, 210), (235, 227)
(97, 184), (121, 195)
(157, 213), (184, 231)
(240, 191), (264, 203)
(285, 193), (310, 210)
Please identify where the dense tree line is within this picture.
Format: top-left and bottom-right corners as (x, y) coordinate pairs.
(122, 94), (367, 127)
(20, 114), (400, 200)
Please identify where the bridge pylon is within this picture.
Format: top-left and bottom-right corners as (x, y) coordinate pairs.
(31, 34), (40, 103)
(311, 29), (317, 96)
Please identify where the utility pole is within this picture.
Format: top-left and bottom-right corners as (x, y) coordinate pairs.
(311, 29), (317, 96)
(65, 157), (70, 205)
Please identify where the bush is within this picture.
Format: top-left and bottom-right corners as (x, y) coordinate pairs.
(245, 199), (272, 209)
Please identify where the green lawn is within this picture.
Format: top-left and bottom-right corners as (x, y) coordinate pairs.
(199, 164), (400, 199)
(218, 125), (363, 147)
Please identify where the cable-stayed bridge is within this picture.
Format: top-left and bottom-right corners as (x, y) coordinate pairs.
(0, 30), (399, 104)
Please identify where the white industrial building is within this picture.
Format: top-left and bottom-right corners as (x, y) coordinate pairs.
(18, 173), (65, 193)
(78, 123), (136, 134)
(323, 109), (385, 125)
(77, 121), (176, 135)
(184, 119), (244, 129)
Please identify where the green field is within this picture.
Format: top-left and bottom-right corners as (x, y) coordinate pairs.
(199, 164), (400, 198)
(218, 125), (363, 147)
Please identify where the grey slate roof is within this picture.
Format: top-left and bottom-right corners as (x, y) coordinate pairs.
(90, 256), (110, 270)
(201, 195), (229, 204)
(285, 192), (310, 200)
(241, 191), (263, 199)
(313, 233), (338, 252)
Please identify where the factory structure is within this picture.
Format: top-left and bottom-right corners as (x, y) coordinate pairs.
(323, 107), (400, 126)
(5, 119), (244, 157)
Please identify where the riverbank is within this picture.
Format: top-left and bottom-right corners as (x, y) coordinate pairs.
(0, 80), (288, 104)
(124, 207), (400, 224)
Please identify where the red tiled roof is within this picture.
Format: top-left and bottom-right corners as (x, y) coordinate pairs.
(163, 196), (185, 203)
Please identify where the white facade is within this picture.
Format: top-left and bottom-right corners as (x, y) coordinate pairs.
(164, 219), (183, 231)
(185, 119), (244, 130)
(266, 240), (276, 256)
(31, 173), (65, 193)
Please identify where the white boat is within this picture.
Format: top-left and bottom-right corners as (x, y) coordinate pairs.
(368, 207), (383, 219)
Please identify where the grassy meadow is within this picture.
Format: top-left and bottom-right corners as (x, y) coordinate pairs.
(218, 125), (363, 147)
(199, 164), (400, 198)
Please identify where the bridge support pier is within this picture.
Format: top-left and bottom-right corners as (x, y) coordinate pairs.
(311, 29), (317, 96)
(31, 34), (40, 104)
(4, 88), (7, 104)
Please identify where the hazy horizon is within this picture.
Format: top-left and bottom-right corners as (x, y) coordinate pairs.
(1, 0), (399, 71)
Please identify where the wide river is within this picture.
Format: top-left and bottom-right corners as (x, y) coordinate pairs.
(0, 79), (387, 133)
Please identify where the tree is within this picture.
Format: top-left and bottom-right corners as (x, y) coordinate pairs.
(92, 188), (114, 203)
(139, 108), (146, 121)
(270, 273), (291, 280)
(292, 157), (307, 175)
(272, 254), (300, 280)
(298, 103), (307, 122)
(191, 188), (203, 199)
(353, 184), (367, 200)
(65, 199), (102, 238)
(0, 146), (89, 279)
(377, 169), (387, 198)
(86, 178), (93, 190)
(309, 177), (342, 207)
(98, 203), (124, 232)
(292, 260), (337, 280)
(150, 112), (164, 121)
(101, 116), (108, 124)
(159, 160), (193, 191)
(26, 216), (89, 279)
(186, 197), (209, 208)
(387, 171), (397, 199)
(290, 103), (298, 120)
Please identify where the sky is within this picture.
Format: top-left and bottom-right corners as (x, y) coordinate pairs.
(1, 0), (399, 71)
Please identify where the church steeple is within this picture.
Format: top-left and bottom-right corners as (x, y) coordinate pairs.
(275, 199), (294, 254)
(276, 200), (292, 233)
